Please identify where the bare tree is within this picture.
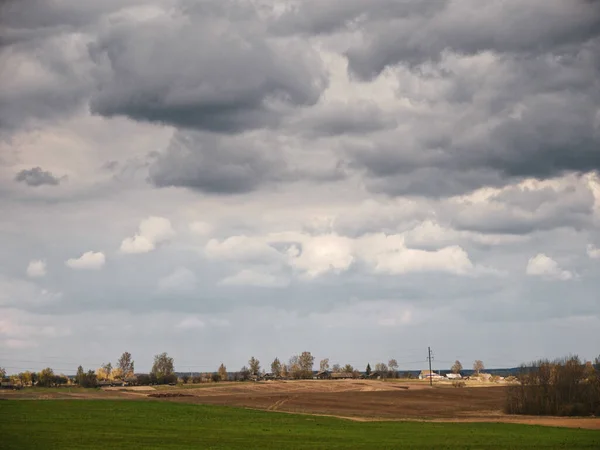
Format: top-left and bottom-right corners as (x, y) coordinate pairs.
(218, 363), (227, 381)
(117, 352), (135, 378)
(374, 362), (388, 374)
(239, 366), (250, 381)
(388, 359), (399, 376)
(248, 357), (260, 376)
(473, 360), (484, 375)
(281, 363), (289, 378)
(103, 362), (112, 380)
(288, 355), (301, 379)
(0, 367), (6, 380)
(299, 352), (315, 378)
(271, 358), (282, 377)
(332, 364), (341, 373)
(319, 358), (330, 372)
(451, 360), (463, 374)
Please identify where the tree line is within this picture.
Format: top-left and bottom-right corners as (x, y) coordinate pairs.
(505, 355), (600, 416)
(1, 350), (485, 388)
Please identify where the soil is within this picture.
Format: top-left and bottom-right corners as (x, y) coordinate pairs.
(2, 379), (599, 430)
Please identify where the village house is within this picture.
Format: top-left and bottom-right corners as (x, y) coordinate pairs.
(330, 372), (355, 379)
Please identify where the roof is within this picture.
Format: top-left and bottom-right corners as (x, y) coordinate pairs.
(330, 372), (354, 378)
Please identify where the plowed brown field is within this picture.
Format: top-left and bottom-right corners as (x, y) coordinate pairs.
(3, 380), (599, 429)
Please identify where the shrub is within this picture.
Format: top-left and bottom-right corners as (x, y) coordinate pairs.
(136, 374), (151, 385)
(452, 381), (466, 388)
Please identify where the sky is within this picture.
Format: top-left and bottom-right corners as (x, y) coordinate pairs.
(1, 0), (600, 375)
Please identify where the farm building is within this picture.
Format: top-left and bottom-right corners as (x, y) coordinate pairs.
(445, 373), (462, 380)
(418, 370), (444, 380)
(315, 370), (331, 379)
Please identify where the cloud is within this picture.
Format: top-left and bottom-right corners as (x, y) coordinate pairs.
(0, 278), (62, 307)
(339, 0), (600, 79)
(176, 316), (205, 330)
(158, 267), (197, 292)
(587, 244), (600, 259)
(526, 253), (573, 281)
(148, 131), (289, 194)
(120, 216), (175, 254)
(219, 269), (289, 288)
(288, 234), (355, 278)
(356, 234), (475, 276)
(65, 251), (106, 270)
(88, 2), (327, 132)
(0, 29), (95, 130)
(26, 260), (46, 278)
(189, 221), (212, 236)
(15, 167), (64, 186)
(447, 177), (595, 235)
(290, 100), (397, 137)
(206, 231), (489, 281)
(205, 235), (284, 265)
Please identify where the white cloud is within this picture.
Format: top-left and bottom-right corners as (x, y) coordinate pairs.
(65, 251), (106, 270)
(205, 230), (486, 280)
(288, 234), (354, 278)
(219, 269), (289, 288)
(205, 235), (283, 264)
(26, 259), (46, 277)
(120, 216), (175, 254)
(526, 253), (573, 281)
(189, 221), (212, 236)
(158, 267), (197, 291)
(586, 244), (600, 259)
(176, 316), (205, 330)
(357, 234), (474, 275)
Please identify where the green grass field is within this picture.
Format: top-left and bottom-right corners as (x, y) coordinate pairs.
(1, 400), (598, 449)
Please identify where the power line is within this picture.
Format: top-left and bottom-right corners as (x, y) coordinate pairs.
(427, 346), (434, 387)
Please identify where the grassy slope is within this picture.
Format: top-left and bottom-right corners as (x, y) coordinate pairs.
(1, 400), (599, 449)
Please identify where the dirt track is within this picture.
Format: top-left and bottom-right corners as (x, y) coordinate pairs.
(3, 380), (599, 429)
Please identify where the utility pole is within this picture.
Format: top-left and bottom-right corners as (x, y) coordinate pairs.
(427, 347), (434, 387)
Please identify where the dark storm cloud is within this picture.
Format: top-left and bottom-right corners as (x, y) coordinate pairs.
(340, 0), (600, 79)
(87, 3), (328, 133)
(0, 32), (94, 130)
(291, 101), (397, 137)
(271, 0), (444, 36)
(345, 36), (600, 196)
(15, 167), (64, 187)
(147, 131), (289, 194)
(0, 0), (145, 35)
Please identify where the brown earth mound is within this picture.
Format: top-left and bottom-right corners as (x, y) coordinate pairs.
(148, 393), (194, 398)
